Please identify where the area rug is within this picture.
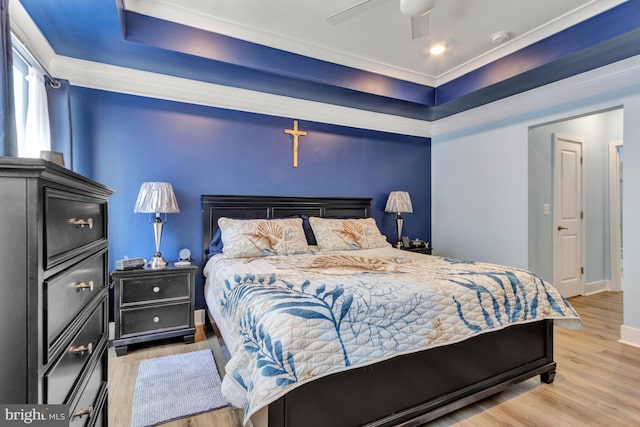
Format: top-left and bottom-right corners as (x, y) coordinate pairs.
(130, 349), (229, 427)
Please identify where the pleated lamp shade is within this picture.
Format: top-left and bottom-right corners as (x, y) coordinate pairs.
(385, 191), (413, 214)
(134, 182), (180, 214)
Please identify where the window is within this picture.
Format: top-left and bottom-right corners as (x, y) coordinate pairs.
(12, 49), (28, 155)
(11, 35), (51, 158)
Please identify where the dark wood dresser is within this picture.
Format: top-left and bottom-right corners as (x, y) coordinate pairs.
(0, 158), (113, 427)
(111, 264), (197, 356)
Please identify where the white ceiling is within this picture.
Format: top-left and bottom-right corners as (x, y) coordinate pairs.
(125, 0), (624, 86)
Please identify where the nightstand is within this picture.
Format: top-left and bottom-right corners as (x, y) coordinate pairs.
(111, 263), (198, 356)
(402, 246), (433, 255)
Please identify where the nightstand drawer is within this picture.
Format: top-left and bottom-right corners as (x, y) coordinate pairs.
(120, 302), (191, 337)
(46, 300), (106, 404)
(46, 250), (107, 355)
(44, 188), (106, 269)
(120, 272), (191, 305)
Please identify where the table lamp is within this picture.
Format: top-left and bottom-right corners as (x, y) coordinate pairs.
(385, 191), (413, 248)
(134, 182), (180, 268)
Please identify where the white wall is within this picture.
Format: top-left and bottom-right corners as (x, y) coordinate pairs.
(431, 123), (528, 267)
(621, 94), (640, 345)
(431, 55), (640, 345)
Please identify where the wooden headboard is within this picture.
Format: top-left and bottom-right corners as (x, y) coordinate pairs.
(201, 195), (371, 259)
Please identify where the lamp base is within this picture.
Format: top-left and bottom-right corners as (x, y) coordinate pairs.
(148, 255), (167, 269)
(396, 214), (404, 249)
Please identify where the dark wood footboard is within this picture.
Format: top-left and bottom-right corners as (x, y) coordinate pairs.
(267, 320), (555, 427)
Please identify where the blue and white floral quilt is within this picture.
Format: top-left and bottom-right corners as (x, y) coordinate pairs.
(204, 247), (582, 422)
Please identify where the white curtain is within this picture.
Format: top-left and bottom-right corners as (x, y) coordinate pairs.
(21, 66), (50, 157)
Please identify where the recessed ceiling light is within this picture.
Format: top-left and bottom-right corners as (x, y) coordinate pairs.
(430, 44), (445, 55)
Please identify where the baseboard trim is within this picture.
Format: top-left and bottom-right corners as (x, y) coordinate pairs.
(195, 309), (206, 326)
(619, 325), (640, 348)
(584, 280), (610, 295)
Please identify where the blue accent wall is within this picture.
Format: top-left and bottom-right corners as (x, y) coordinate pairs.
(70, 87), (431, 312)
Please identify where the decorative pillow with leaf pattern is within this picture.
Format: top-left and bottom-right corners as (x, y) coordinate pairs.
(308, 217), (390, 251)
(218, 217), (309, 258)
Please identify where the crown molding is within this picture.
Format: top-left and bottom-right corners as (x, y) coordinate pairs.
(431, 54), (640, 138)
(10, 0), (430, 137)
(49, 55), (431, 137)
(18, 0), (632, 139)
(123, 0), (437, 87)
(123, 0), (625, 88)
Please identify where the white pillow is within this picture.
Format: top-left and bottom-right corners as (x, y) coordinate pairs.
(218, 217), (309, 258)
(308, 217), (390, 251)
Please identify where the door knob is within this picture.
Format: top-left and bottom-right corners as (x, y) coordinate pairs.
(557, 225), (568, 231)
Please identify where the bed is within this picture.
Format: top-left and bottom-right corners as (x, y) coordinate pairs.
(201, 195), (581, 427)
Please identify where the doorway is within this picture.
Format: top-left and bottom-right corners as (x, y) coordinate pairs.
(528, 107), (623, 297)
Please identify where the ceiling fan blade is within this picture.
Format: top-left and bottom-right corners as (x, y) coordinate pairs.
(410, 14), (429, 39)
(327, 0), (390, 25)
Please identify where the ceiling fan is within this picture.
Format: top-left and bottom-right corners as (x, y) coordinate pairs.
(327, 0), (437, 39)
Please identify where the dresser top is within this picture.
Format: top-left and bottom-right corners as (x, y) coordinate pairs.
(0, 157), (113, 197)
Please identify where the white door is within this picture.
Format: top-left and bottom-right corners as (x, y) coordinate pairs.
(553, 133), (584, 297)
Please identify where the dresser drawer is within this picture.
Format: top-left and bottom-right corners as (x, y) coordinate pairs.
(120, 302), (191, 337)
(45, 250), (107, 356)
(120, 272), (191, 306)
(68, 354), (107, 427)
(46, 300), (106, 404)
(45, 188), (106, 269)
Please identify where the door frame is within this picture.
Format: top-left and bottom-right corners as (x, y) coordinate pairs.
(552, 133), (585, 297)
(609, 140), (623, 292)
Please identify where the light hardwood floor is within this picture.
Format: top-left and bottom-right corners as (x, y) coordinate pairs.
(109, 292), (640, 426)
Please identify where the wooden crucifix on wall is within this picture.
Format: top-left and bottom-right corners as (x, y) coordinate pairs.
(284, 120), (307, 168)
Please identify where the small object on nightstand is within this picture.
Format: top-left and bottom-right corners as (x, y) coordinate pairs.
(175, 248), (191, 266)
(410, 239), (428, 248)
(179, 248), (191, 260)
(115, 257), (146, 270)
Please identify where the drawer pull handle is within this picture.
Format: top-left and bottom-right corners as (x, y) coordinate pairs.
(68, 217), (94, 229)
(153, 316), (160, 323)
(72, 405), (93, 419)
(69, 342), (93, 356)
(73, 280), (95, 291)
(153, 286), (160, 293)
